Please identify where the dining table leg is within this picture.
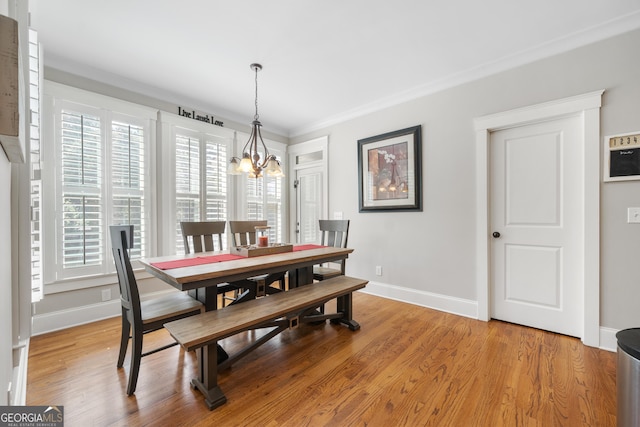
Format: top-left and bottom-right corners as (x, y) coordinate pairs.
(191, 286), (218, 311)
(287, 266), (314, 288)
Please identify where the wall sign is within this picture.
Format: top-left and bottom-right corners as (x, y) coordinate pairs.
(604, 131), (640, 182)
(178, 106), (224, 127)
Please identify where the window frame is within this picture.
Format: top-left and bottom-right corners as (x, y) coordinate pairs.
(41, 84), (290, 294)
(42, 81), (157, 291)
(157, 111), (237, 255)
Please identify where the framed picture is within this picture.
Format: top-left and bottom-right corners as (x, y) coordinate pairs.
(603, 131), (640, 182)
(357, 125), (422, 212)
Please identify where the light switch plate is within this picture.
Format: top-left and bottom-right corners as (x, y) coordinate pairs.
(628, 207), (640, 223)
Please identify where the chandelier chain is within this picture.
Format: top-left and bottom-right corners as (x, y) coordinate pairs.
(254, 66), (259, 121)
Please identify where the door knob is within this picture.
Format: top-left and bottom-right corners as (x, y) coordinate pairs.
(492, 232), (501, 238)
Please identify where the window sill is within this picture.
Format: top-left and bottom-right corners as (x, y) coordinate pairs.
(43, 268), (153, 295)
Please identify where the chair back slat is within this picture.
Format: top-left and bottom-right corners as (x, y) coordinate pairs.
(319, 220), (349, 248)
(318, 220), (350, 275)
(181, 221), (226, 254)
(110, 225), (141, 321)
(229, 220), (267, 246)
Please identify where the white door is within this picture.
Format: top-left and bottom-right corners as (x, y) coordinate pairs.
(295, 166), (323, 244)
(288, 137), (328, 244)
(490, 116), (583, 337)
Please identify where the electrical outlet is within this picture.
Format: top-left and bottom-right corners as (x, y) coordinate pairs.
(375, 266), (382, 276)
(101, 289), (111, 302)
(334, 211), (343, 220)
(628, 207), (640, 223)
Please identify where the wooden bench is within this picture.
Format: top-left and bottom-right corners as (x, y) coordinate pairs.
(164, 275), (368, 410)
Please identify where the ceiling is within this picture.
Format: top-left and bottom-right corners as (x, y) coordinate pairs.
(30, 0), (640, 137)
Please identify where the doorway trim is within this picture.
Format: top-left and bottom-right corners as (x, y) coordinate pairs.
(287, 136), (329, 242)
(474, 90), (604, 347)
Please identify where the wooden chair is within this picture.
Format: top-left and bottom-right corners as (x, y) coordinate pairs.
(181, 220), (226, 254)
(313, 219), (350, 281)
(180, 221), (239, 307)
(228, 220), (267, 247)
(229, 220), (286, 295)
(110, 225), (204, 396)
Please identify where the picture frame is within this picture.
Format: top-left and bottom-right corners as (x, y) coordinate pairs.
(603, 131), (640, 182)
(357, 125), (422, 212)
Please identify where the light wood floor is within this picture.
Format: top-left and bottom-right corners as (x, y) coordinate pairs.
(27, 292), (617, 426)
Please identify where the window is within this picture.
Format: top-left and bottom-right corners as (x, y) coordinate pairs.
(174, 128), (230, 253)
(41, 88), (289, 290)
(244, 165), (284, 243)
(158, 112), (235, 255)
(43, 82), (156, 285)
(237, 132), (287, 244)
(29, 28), (42, 301)
(59, 109), (103, 271)
(159, 113), (288, 254)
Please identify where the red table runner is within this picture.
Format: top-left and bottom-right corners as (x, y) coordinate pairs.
(150, 244), (327, 270)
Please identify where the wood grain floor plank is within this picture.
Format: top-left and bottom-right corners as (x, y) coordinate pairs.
(27, 292), (616, 426)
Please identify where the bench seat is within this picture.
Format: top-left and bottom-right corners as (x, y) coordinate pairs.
(164, 275), (368, 409)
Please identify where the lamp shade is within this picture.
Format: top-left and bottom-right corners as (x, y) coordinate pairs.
(227, 158), (242, 175)
(238, 155), (254, 173)
(264, 157), (284, 177)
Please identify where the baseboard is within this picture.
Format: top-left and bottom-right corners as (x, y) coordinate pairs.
(31, 290), (175, 336)
(32, 300), (120, 336)
(599, 326), (619, 352)
(360, 280), (478, 319)
(361, 281), (619, 353)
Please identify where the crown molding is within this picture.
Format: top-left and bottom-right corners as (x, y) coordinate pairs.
(290, 10), (640, 137)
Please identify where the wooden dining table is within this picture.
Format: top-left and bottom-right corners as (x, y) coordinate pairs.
(139, 244), (354, 312)
(140, 244), (353, 368)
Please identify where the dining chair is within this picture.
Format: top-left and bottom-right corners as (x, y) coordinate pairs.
(180, 221), (240, 307)
(181, 220), (226, 253)
(228, 220), (286, 294)
(228, 220), (267, 246)
(110, 225), (204, 396)
(313, 219), (350, 281)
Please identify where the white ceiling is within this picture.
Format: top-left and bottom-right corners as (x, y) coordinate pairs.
(30, 0), (640, 137)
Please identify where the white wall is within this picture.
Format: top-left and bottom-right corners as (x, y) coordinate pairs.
(292, 28), (640, 332)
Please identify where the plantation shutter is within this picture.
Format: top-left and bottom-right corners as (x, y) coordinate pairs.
(175, 133), (201, 253)
(204, 136), (228, 222)
(241, 152), (284, 244)
(60, 110), (103, 269)
(111, 121), (146, 259)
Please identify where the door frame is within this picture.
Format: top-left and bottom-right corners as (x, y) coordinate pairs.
(288, 136), (329, 242)
(474, 90), (603, 347)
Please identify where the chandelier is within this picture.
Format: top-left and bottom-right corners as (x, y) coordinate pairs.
(228, 63), (284, 178)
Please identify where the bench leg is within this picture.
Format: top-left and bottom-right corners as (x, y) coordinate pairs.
(192, 343), (227, 410)
(331, 293), (360, 331)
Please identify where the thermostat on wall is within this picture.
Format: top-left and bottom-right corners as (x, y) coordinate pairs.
(604, 132), (640, 182)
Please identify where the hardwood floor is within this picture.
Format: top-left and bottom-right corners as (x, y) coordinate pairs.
(27, 292), (617, 426)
